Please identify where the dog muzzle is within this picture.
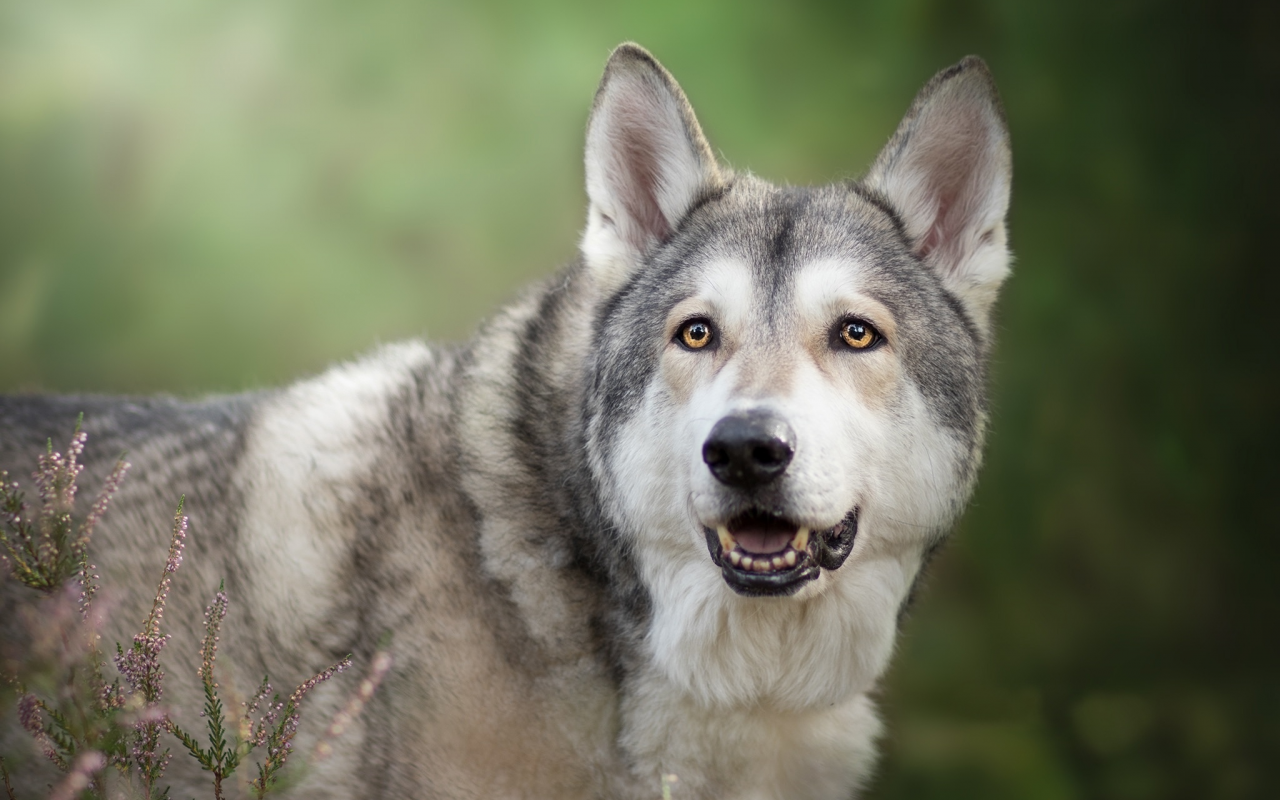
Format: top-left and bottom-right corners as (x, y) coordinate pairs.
(703, 509), (858, 597)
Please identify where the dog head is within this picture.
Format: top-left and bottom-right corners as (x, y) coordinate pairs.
(577, 43), (1010, 703)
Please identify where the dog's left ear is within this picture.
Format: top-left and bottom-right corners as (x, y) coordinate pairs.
(866, 57), (1012, 333)
(582, 43), (724, 290)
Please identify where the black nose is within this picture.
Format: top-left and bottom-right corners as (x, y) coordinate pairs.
(702, 412), (796, 488)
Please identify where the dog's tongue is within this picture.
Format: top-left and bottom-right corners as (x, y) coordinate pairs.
(730, 517), (796, 554)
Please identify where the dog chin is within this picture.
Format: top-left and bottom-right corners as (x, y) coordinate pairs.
(701, 508), (859, 597)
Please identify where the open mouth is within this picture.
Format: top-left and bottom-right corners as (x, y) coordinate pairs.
(702, 508), (859, 597)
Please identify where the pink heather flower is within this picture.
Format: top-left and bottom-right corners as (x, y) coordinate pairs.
(315, 650), (393, 760)
(77, 561), (101, 619)
(2, 429), (129, 594)
(0, 471), (21, 529)
(115, 629), (170, 699)
(138, 508), (186, 644)
(100, 678), (126, 712)
(247, 678), (273, 718)
(61, 429), (86, 508)
(17, 694), (63, 768)
(48, 749), (105, 800)
(34, 428), (84, 519)
(253, 698), (283, 747)
(34, 450), (64, 519)
(272, 656), (353, 752)
(251, 655), (352, 762)
(80, 458), (129, 541)
(199, 590), (229, 685)
(129, 720), (169, 776)
(164, 512), (187, 575)
(118, 504), (187, 704)
(16, 694), (41, 735)
(288, 656), (352, 710)
(239, 677), (274, 743)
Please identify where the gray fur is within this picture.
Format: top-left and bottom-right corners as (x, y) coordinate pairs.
(1, 43), (1011, 798)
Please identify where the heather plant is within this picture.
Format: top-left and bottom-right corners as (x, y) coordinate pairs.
(2, 424), (378, 799)
(166, 584), (352, 800)
(0, 417), (127, 596)
(2, 422), (130, 797)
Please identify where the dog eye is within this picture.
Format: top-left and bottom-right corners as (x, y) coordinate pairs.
(837, 319), (881, 350)
(677, 318), (715, 350)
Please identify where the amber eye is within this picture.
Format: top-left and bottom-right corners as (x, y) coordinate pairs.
(677, 318), (715, 350)
(838, 319), (880, 350)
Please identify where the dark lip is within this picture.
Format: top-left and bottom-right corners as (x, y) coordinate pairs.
(702, 508), (859, 597)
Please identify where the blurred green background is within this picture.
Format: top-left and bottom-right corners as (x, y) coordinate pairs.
(1, 0), (1276, 797)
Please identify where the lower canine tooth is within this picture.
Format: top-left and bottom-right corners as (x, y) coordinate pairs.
(792, 527), (810, 551)
(740, 555), (753, 570)
(784, 550), (797, 567)
(728, 550), (742, 566)
(717, 526), (735, 553)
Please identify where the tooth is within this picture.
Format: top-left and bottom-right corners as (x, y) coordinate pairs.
(784, 550), (797, 567)
(728, 550), (742, 566)
(753, 559), (769, 572)
(771, 556), (785, 569)
(792, 527), (810, 551)
(717, 526), (735, 553)
(740, 555), (753, 570)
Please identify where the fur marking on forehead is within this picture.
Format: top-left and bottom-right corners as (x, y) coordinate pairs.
(792, 259), (894, 327)
(690, 260), (754, 309)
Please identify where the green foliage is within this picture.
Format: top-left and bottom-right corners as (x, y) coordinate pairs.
(145, 572), (352, 800)
(168, 671), (240, 800)
(1, 756), (15, 800)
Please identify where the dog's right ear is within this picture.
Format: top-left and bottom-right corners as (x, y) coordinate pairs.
(582, 43), (723, 290)
(865, 57), (1012, 335)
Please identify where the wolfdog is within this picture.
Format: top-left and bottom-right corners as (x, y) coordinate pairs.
(1, 43), (1011, 799)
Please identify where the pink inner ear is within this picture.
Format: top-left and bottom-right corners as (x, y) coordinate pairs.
(617, 119), (671, 244)
(610, 93), (674, 246)
(916, 195), (951, 259)
(907, 117), (990, 269)
(917, 176), (974, 266)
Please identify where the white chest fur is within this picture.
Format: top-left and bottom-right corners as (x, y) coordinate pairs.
(619, 669), (882, 799)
